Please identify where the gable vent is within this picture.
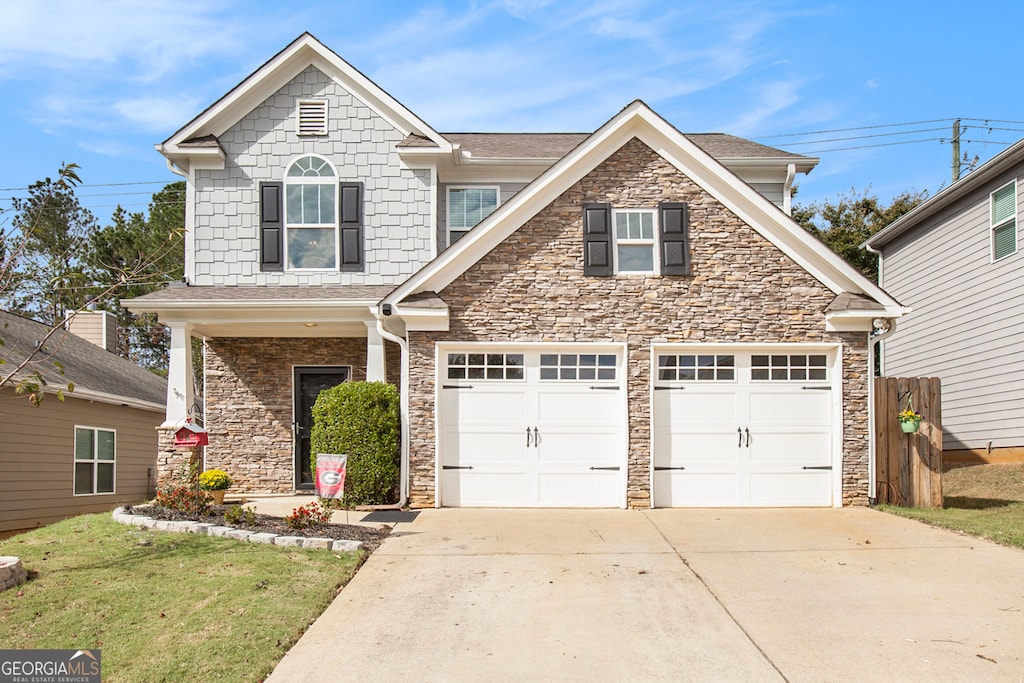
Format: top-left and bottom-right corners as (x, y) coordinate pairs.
(297, 100), (328, 136)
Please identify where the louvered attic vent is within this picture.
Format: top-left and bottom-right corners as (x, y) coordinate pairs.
(297, 100), (327, 136)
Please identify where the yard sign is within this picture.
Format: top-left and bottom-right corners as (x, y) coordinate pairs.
(315, 454), (347, 499)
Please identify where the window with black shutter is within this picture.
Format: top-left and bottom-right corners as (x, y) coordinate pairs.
(659, 202), (689, 275)
(259, 182), (283, 271)
(339, 182), (364, 272)
(583, 203), (612, 276)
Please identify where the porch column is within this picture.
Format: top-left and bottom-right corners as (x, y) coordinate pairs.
(365, 321), (386, 382)
(163, 322), (195, 427)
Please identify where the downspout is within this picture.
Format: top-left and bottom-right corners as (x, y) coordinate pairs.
(782, 163), (797, 216)
(375, 310), (410, 509)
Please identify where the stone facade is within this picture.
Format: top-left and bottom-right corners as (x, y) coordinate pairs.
(407, 137), (871, 508)
(190, 337), (400, 493)
(192, 65), (434, 287)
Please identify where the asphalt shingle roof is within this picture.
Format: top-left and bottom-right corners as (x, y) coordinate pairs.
(0, 310), (166, 406)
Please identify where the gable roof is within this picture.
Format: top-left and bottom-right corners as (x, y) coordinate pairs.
(0, 310), (166, 411)
(865, 137), (1024, 250)
(158, 33), (451, 169)
(384, 100), (903, 327)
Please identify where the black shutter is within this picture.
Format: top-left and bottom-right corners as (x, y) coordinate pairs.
(259, 182), (283, 271)
(583, 203), (612, 276)
(659, 202), (689, 275)
(339, 182), (364, 272)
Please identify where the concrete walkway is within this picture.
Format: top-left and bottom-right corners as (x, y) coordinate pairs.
(267, 508), (1024, 682)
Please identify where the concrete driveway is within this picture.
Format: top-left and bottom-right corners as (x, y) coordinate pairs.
(267, 508), (1024, 682)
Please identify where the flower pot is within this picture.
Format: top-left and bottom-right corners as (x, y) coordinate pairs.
(899, 419), (921, 434)
(210, 489), (226, 505)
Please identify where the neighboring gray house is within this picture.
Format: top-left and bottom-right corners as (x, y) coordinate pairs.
(127, 33), (904, 509)
(0, 310), (166, 535)
(865, 139), (1024, 461)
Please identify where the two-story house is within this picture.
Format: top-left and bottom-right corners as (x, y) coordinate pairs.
(126, 33), (904, 509)
(865, 139), (1024, 464)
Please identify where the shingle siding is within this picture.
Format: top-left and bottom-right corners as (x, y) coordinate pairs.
(407, 138), (870, 508)
(881, 166), (1024, 450)
(192, 66), (433, 286)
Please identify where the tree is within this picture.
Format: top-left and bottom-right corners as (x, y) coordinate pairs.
(84, 181), (185, 369)
(5, 170), (98, 324)
(793, 188), (928, 282)
(0, 165), (184, 404)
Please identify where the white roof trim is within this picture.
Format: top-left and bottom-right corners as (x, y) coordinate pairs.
(384, 100), (900, 313)
(161, 33), (451, 159)
(65, 386), (164, 414)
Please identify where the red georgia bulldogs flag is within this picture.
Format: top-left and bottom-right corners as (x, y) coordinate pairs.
(315, 454), (348, 499)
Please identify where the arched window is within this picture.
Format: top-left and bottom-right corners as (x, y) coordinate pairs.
(285, 156), (337, 269)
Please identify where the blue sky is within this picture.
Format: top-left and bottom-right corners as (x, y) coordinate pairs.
(1, 0), (1021, 225)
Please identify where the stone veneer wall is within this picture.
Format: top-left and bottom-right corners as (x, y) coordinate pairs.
(194, 337), (400, 494)
(407, 137), (871, 508)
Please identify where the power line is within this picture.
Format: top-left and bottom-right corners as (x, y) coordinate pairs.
(800, 137), (947, 155)
(0, 180), (177, 192)
(778, 126), (950, 147)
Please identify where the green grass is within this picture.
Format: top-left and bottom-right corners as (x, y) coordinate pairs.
(0, 513), (364, 682)
(880, 463), (1024, 549)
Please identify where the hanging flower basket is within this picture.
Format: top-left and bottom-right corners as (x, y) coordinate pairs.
(899, 417), (921, 433)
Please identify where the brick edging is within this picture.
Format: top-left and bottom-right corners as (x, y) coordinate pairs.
(0, 556), (27, 592)
(111, 508), (363, 552)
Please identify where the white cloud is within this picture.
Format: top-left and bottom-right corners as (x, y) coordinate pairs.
(113, 96), (204, 134)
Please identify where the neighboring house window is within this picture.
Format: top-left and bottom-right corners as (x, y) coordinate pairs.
(614, 210), (656, 272)
(74, 426), (115, 495)
(448, 187), (499, 244)
(286, 156), (338, 269)
(991, 180), (1017, 261)
(297, 100), (327, 136)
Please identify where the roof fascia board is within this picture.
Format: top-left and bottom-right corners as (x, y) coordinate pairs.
(64, 386), (164, 413)
(385, 101), (900, 312)
(865, 137), (1024, 249)
(163, 34), (451, 155)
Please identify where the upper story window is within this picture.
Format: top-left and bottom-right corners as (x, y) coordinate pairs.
(583, 203), (689, 276)
(614, 210), (656, 273)
(74, 426), (115, 495)
(448, 187), (499, 244)
(286, 156), (337, 269)
(991, 180), (1017, 261)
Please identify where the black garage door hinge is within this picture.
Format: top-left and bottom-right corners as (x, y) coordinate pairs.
(589, 385), (621, 390)
(443, 465), (474, 470)
(801, 465), (832, 470)
(442, 384), (473, 389)
(589, 466), (621, 471)
(654, 466), (687, 471)
(801, 386), (831, 391)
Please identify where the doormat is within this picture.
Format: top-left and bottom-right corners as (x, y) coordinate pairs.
(361, 510), (420, 524)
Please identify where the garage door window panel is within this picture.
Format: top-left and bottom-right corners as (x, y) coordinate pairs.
(658, 354), (735, 382)
(751, 354), (827, 381)
(447, 353), (524, 380)
(540, 353), (616, 381)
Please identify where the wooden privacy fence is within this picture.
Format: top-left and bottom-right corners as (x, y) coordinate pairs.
(874, 377), (943, 508)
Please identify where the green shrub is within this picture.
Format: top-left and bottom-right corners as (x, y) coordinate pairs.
(310, 381), (400, 505)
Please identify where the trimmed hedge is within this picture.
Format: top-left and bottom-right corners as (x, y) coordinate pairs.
(310, 381), (400, 505)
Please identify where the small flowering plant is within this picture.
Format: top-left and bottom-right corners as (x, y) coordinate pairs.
(897, 408), (922, 423)
(198, 469), (233, 491)
(285, 500), (333, 530)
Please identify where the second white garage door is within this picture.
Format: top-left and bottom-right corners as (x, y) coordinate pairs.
(652, 348), (838, 507)
(439, 346), (626, 507)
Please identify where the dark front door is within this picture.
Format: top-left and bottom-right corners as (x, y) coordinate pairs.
(294, 366), (350, 489)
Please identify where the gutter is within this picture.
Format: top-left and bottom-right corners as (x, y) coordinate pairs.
(374, 311), (410, 509)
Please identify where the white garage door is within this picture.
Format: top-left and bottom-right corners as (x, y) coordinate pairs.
(440, 347), (625, 507)
(653, 349), (836, 507)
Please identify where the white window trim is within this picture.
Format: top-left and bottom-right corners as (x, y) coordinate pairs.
(446, 186), (500, 246)
(73, 425), (116, 497)
(296, 99), (328, 136)
(284, 154), (340, 272)
(612, 208), (659, 275)
(991, 179), (1018, 263)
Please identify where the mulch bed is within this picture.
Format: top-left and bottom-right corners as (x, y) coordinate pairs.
(124, 504), (391, 552)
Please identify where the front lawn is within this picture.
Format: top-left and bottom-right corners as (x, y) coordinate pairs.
(880, 462), (1024, 549)
(0, 513), (363, 682)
